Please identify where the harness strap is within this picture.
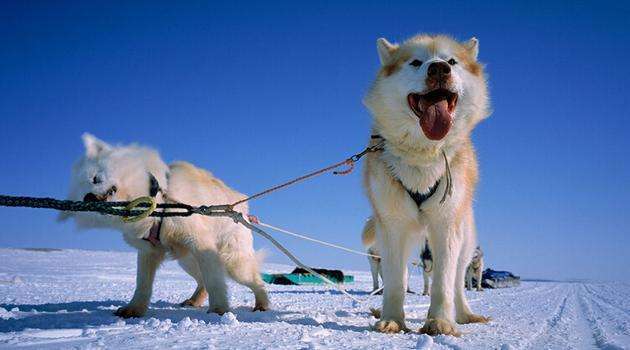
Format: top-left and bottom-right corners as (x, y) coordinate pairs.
(371, 134), (447, 210)
(403, 179), (441, 210)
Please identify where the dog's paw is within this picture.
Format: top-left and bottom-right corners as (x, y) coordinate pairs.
(114, 305), (147, 318)
(253, 302), (269, 312)
(456, 313), (491, 324)
(179, 298), (204, 308)
(422, 291), (430, 296)
(419, 318), (461, 337)
(477, 288), (484, 292)
(372, 319), (409, 333)
(208, 306), (229, 315)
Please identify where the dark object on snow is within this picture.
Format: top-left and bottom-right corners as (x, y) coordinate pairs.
(261, 267), (354, 285)
(477, 268), (520, 289)
(291, 267), (346, 282)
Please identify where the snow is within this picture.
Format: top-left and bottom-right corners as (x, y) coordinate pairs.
(0, 248), (628, 349)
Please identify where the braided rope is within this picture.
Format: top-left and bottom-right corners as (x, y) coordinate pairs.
(0, 195), (209, 218)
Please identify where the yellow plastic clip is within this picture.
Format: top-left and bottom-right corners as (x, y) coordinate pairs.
(121, 196), (157, 223)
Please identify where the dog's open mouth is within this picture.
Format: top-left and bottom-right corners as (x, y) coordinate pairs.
(408, 89), (458, 141)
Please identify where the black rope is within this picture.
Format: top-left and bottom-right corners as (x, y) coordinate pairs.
(0, 195), (231, 218)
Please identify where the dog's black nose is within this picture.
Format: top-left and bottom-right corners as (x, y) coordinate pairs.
(428, 61), (451, 79)
(83, 193), (98, 202)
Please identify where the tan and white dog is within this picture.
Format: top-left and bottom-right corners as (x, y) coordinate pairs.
(362, 34), (491, 336)
(61, 134), (269, 318)
(465, 246), (484, 291)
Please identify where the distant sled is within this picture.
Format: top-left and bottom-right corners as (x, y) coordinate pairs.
(475, 269), (521, 289)
(262, 267), (354, 285)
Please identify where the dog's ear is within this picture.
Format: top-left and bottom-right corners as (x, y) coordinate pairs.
(376, 37), (398, 65)
(82, 133), (111, 158)
(464, 37), (479, 60)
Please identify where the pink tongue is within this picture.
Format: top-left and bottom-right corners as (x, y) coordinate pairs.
(420, 99), (452, 140)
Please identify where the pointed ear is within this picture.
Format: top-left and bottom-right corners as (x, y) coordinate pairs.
(82, 133), (111, 158)
(464, 37), (479, 60)
(376, 37), (398, 65)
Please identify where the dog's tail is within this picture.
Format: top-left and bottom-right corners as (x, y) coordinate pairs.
(361, 217), (376, 247)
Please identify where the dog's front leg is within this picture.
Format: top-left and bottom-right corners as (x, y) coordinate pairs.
(422, 270), (431, 296)
(466, 268), (473, 291)
(420, 229), (461, 336)
(373, 223), (414, 333)
(476, 265), (483, 291)
(115, 249), (165, 318)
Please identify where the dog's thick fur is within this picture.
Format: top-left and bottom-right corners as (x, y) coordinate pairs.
(465, 246), (484, 291)
(362, 218), (422, 295)
(362, 34), (490, 335)
(61, 134), (269, 317)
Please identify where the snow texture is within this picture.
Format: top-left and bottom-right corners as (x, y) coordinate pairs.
(0, 248), (628, 349)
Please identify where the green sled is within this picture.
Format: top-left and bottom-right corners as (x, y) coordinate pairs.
(261, 268), (354, 285)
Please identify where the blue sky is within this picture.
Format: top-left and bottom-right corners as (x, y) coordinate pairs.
(1, 1), (629, 282)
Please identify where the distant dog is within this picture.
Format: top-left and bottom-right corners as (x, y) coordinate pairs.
(465, 246), (484, 291)
(419, 239), (432, 296)
(60, 134), (269, 317)
(362, 33), (491, 335)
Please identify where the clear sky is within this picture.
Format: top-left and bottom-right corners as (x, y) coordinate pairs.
(1, 1), (629, 282)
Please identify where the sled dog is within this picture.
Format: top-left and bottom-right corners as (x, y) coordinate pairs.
(362, 33), (491, 335)
(419, 239), (433, 296)
(61, 134), (269, 317)
(465, 246), (484, 291)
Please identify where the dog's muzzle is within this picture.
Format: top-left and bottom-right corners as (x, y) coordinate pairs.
(83, 186), (117, 202)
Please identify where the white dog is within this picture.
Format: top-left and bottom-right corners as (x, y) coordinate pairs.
(465, 246), (484, 291)
(362, 34), (491, 335)
(61, 134), (269, 317)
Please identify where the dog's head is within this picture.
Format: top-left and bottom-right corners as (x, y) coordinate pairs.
(472, 246), (483, 263)
(59, 133), (169, 232)
(365, 34), (489, 152)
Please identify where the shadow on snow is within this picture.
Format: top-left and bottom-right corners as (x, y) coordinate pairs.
(0, 299), (371, 333)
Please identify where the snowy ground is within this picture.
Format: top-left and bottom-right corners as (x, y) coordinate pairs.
(0, 249), (628, 349)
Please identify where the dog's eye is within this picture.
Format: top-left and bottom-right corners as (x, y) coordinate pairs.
(448, 58), (458, 65)
(409, 59), (423, 67)
(92, 175), (102, 184)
